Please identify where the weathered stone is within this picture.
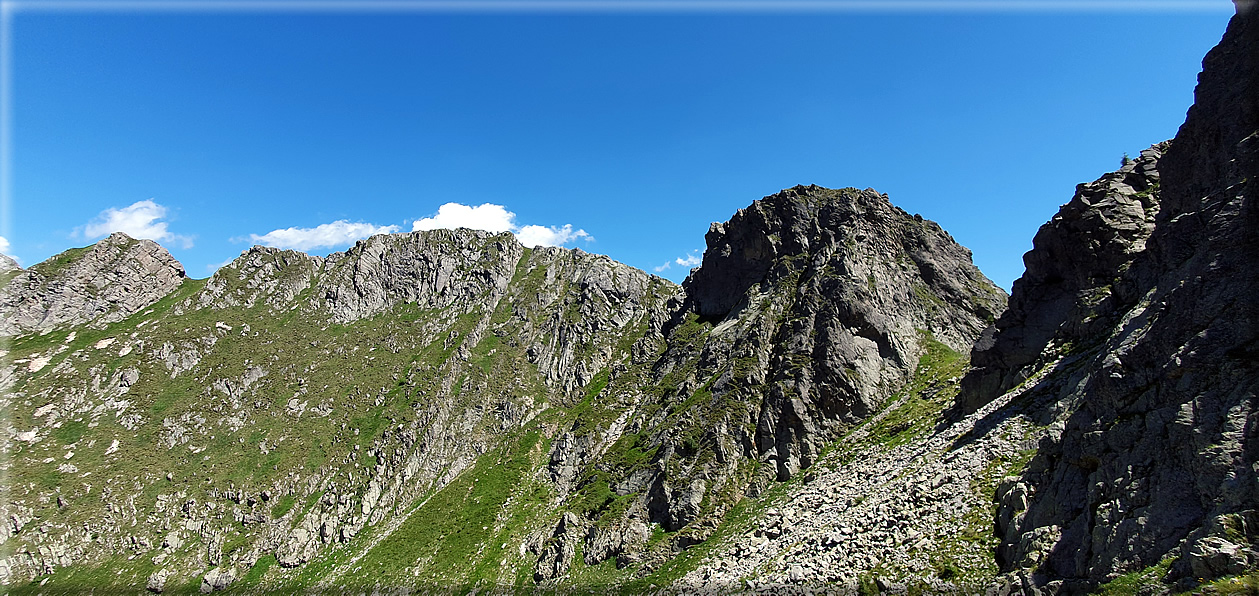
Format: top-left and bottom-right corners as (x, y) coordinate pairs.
(146, 568), (170, 593)
(199, 567), (235, 593)
(0, 253), (19, 274)
(966, 4), (1259, 589)
(0, 232), (185, 335)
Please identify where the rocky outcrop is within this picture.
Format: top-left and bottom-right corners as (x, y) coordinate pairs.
(962, 4), (1259, 590)
(539, 185), (1006, 577)
(318, 230), (523, 324)
(0, 232), (186, 335)
(960, 143), (1167, 411)
(680, 186), (1005, 481)
(505, 246), (675, 394)
(687, 185), (1004, 351)
(0, 254), (19, 275)
(186, 245), (323, 312)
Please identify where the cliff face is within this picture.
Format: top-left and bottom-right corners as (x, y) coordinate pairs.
(530, 186), (1004, 581)
(680, 185), (1003, 482)
(961, 5), (1259, 591)
(960, 144), (1166, 410)
(0, 233), (185, 335)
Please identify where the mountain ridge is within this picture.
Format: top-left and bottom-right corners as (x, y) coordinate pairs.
(0, 186), (1007, 592)
(2, 5), (1257, 593)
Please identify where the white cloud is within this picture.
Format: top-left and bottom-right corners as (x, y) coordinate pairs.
(0, 236), (10, 254)
(412, 202), (592, 248)
(516, 224), (590, 248)
(80, 199), (194, 248)
(247, 220), (400, 252)
(412, 203), (516, 233)
(654, 251), (702, 273)
(676, 252), (703, 268)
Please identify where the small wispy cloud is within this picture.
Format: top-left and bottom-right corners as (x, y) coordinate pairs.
(0, 236), (10, 255)
(78, 199), (194, 248)
(654, 250), (702, 273)
(245, 220), (400, 251)
(676, 252), (703, 268)
(413, 202), (592, 248)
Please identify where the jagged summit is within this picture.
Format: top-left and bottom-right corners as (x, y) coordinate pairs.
(3, 6), (1257, 589)
(686, 184), (1003, 348)
(653, 184), (1006, 487)
(960, 142), (1168, 409)
(0, 253), (20, 274)
(0, 232), (185, 335)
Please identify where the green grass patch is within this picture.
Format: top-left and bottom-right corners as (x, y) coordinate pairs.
(28, 246), (92, 279)
(52, 420), (88, 445)
(5, 553), (159, 595)
(1092, 557), (1173, 595)
(236, 554), (278, 589)
(1193, 570), (1259, 594)
(867, 330), (967, 447)
(271, 494), (298, 519)
(337, 429), (549, 588)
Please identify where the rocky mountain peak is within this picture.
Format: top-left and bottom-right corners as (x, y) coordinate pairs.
(0, 231), (185, 335)
(319, 228), (524, 324)
(688, 185), (899, 320)
(624, 185), (1007, 493)
(0, 253), (20, 274)
(686, 184), (1004, 349)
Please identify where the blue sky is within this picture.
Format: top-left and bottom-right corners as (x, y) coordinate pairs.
(4, 1), (1234, 289)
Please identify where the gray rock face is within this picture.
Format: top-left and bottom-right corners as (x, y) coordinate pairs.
(533, 512), (582, 582)
(688, 185), (1005, 349)
(0, 232), (186, 335)
(538, 185), (1006, 576)
(146, 568), (170, 593)
(0, 254), (19, 275)
(966, 5), (1259, 589)
(318, 230), (523, 324)
(197, 229), (671, 398)
(960, 143), (1167, 411)
(186, 245), (323, 312)
(199, 567), (235, 593)
(681, 186), (1005, 481)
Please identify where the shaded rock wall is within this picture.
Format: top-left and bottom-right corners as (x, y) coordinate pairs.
(962, 4), (1259, 590)
(960, 143), (1167, 411)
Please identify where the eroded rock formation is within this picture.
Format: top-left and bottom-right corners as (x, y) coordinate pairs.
(0, 233), (186, 335)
